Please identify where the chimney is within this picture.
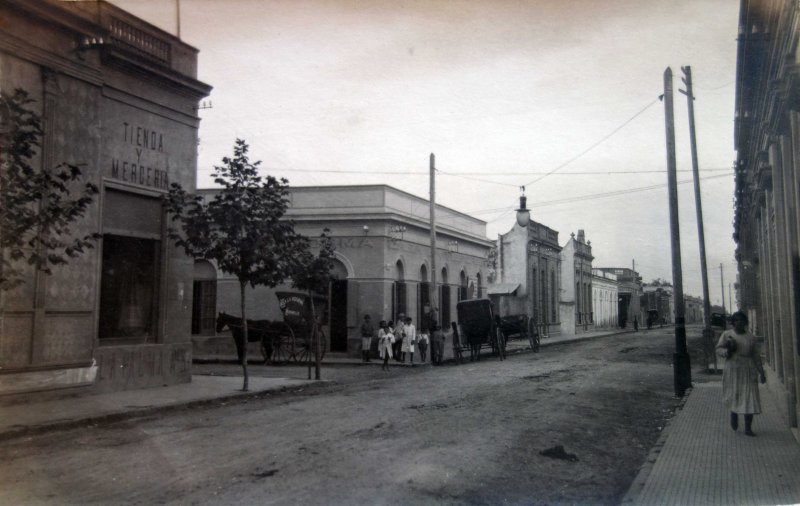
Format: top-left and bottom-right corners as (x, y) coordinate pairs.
(577, 229), (585, 243)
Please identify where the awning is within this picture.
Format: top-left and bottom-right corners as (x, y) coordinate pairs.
(487, 283), (520, 296)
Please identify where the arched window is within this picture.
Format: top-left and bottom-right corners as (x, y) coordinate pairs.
(551, 271), (556, 322)
(459, 270), (468, 301)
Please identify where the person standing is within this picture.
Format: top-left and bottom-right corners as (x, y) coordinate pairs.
(431, 321), (445, 365)
(417, 330), (429, 363)
(393, 315), (406, 362)
(402, 317), (416, 364)
(360, 314), (375, 363)
(716, 311), (766, 436)
(378, 320), (395, 371)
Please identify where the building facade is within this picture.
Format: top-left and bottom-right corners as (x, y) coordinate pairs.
(196, 185), (494, 357)
(596, 267), (642, 329)
(642, 283), (674, 326)
(592, 269), (619, 329)
(559, 230), (594, 335)
(493, 219), (561, 336)
(733, 0), (800, 432)
(0, 0), (211, 394)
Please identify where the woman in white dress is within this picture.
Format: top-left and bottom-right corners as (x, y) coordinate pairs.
(716, 311), (766, 436)
(378, 320), (395, 371)
(402, 317), (416, 364)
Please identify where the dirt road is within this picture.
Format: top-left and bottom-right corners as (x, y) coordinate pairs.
(0, 328), (702, 505)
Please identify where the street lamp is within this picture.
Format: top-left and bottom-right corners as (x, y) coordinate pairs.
(516, 186), (530, 227)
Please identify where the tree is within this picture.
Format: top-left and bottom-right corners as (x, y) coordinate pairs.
(291, 229), (336, 380)
(165, 139), (309, 391)
(0, 89), (99, 291)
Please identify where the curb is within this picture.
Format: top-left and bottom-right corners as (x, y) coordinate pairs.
(0, 381), (324, 443)
(620, 387), (693, 504)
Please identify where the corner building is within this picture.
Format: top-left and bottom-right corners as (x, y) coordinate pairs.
(0, 0), (211, 394)
(197, 185), (494, 357)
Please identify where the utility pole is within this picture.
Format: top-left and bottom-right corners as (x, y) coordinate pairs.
(429, 153), (438, 328)
(663, 67), (692, 397)
(729, 283), (733, 312)
(720, 263), (726, 314)
(680, 65), (714, 371)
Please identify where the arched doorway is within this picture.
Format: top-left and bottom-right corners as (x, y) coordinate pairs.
(192, 260), (217, 335)
(418, 264), (430, 331)
(393, 260), (407, 322)
(329, 258), (349, 352)
(440, 267), (450, 328)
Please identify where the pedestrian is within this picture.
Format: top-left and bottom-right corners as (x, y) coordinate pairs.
(417, 330), (429, 362)
(378, 320), (395, 371)
(633, 316), (639, 332)
(716, 310), (766, 436)
(402, 316), (416, 364)
(393, 314), (406, 362)
(431, 321), (445, 365)
(360, 314), (375, 363)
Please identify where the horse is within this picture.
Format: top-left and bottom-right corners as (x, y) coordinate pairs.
(454, 320), (483, 362)
(215, 312), (276, 364)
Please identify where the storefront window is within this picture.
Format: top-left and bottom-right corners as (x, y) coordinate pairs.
(99, 234), (160, 339)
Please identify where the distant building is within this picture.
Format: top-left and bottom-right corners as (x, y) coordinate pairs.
(592, 269), (619, 329)
(492, 219), (561, 336)
(197, 185), (493, 356)
(684, 295), (704, 324)
(0, 0), (211, 394)
(596, 268), (642, 328)
(642, 282), (674, 326)
(559, 230), (594, 335)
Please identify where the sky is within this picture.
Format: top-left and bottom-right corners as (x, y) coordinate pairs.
(110, 0), (740, 306)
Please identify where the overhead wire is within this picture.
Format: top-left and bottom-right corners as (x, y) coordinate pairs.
(472, 172), (733, 220)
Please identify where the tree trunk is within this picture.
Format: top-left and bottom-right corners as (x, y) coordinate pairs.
(240, 280), (249, 391)
(310, 290), (322, 380)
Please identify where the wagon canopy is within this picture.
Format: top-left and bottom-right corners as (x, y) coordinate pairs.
(456, 298), (495, 343)
(487, 283), (520, 296)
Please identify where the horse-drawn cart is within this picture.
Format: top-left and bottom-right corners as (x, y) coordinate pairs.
(453, 298), (506, 363)
(215, 291), (327, 365)
(498, 314), (540, 352)
(272, 291), (327, 364)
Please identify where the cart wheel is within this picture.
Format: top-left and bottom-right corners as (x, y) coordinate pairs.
(271, 324), (295, 364)
(295, 340), (313, 364)
(296, 327), (327, 364)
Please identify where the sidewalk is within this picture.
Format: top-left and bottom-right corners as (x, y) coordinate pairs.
(623, 377), (800, 505)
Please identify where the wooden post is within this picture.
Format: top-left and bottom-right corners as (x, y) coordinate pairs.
(664, 67), (691, 396)
(681, 65), (715, 370)
(429, 153), (438, 326)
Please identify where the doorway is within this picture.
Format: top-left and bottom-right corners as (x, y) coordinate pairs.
(330, 279), (348, 351)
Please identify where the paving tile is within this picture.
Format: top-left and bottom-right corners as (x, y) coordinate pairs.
(631, 382), (800, 506)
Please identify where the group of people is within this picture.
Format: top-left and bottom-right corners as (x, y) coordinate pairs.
(359, 313), (447, 370)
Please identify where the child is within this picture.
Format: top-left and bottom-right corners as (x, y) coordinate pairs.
(378, 320), (395, 371)
(417, 330), (429, 362)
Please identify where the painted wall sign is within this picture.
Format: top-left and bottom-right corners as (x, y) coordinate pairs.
(110, 122), (171, 189)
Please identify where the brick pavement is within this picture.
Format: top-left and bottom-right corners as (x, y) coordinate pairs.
(624, 380), (800, 506)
